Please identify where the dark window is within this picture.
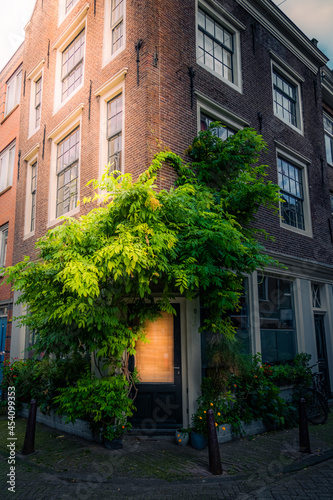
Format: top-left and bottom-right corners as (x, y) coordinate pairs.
(200, 112), (235, 140)
(324, 114), (333, 165)
(30, 162), (37, 232)
(273, 70), (297, 126)
(61, 30), (85, 101)
(258, 276), (296, 363)
(56, 127), (80, 217)
(198, 8), (234, 82)
(111, 0), (124, 53)
(278, 157), (304, 230)
(35, 77), (42, 129)
(107, 94), (122, 172)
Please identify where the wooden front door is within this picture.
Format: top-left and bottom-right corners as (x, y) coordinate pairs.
(131, 304), (182, 430)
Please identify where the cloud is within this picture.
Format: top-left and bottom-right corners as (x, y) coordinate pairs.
(274, 0), (333, 68)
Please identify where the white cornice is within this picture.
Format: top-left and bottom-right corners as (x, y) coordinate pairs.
(22, 143), (40, 162)
(199, 0), (246, 30)
(52, 3), (90, 51)
(47, 103), (84, 140)
(94, 68), (128, 97)
(274, 140), (311, 165)
(195, 90), (250, 127)
(27, 58), (45, 80)
(235, 0), (328, 74)
(266, 249), (333, 282)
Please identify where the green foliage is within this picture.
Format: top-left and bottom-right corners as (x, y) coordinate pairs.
(54, 373), (135, 440)
(264, 353), (312, 387)
(1, 125), (281, 432)
(1, 355), (90, 414)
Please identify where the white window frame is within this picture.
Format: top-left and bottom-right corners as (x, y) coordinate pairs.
(0, 224), (8, 268)
(95, 69), (127, 179)
(5, 65), (22, 117)
(102, 0), (126, 67)
(47, 105), (83, 226)
(271, 58), (304, 135)
(324, 112), (333, 167)
(196, 0), (244, 93)
(275, 143), (312, 238)
(53, 4), (89, 113)
(22, 144), (40, 239)
(0, 141), (16, 194)
(58, 0), (80, 25)
(27, 59), (45, 138)
(196, 91), (249, 134)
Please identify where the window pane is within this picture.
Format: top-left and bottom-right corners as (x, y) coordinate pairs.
(258, 276), (296, 363)
(198, 9), (234, 82)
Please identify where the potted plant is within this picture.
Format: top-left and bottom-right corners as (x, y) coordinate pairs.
(175, 428), (190, 446)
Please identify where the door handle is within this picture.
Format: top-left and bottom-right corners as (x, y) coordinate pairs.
(174, 366), (180, 370)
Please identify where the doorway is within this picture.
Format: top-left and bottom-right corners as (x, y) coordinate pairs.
(131, 304), (182, 431)
(314, 314), (331, 395)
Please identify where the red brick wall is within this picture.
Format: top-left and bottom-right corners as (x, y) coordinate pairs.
(13, 0), (333, 272)
(0, 43), (23, 361)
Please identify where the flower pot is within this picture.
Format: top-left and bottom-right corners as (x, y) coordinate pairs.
(104, 437), (123, 450)
(175, 429), (189, 446)
(190, 431), (207, 450)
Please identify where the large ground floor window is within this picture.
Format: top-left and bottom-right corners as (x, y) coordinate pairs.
(258, 275), (296, 363)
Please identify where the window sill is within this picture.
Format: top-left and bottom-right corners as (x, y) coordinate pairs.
(280, 221), (313, 238)
(274, 114), (303, 135)
(0, 104), (19, 125)
(0, 185), (12, 197)
(102, 45), (125, 69)
(197, 60), (242, 94)
(47, 206), (80, 228)
(53, 82), (84, 116)
(23, 230), (35, 241)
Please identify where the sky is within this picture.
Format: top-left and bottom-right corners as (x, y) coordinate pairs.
(1, 0), (332, 71)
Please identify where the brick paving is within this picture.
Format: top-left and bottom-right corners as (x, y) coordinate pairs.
(1, 415), (333, 499)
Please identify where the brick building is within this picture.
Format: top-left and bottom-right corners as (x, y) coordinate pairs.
(7, 0), (333, 430)
(0, 44), (23, 381)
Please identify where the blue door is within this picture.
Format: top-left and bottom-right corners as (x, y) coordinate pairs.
(0, 317), (7, 389)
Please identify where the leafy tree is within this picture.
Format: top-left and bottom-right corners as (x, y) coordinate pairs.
(1, 125), (280, 389)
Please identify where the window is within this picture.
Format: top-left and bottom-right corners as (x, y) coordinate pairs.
(312, 284), (321, 309)
(103, 0), (126, 66)
(107, 94), (122, 172)
(66, 0), (79, 14)
(23, 147), (39, 238)
(5, 66), (22, 116)
(278, 157), (304, 230)
(0, 225), (8, 268)
(330, 194), (333, 216)
(56, 127), (80, 217)
(324, 114), (333, 166)
(200, 112), (235, 140)
(61, 30), (85, 102)
(30, 162), (37, 232)
(111, 0), (124, 54)
(258, 276), (296, 363)
(34, 77), (42, 129)
(196, 2), (243, 90)
(198, 8), (233, 82)
(273, 70), (297, 126)
(271, 60), (303, 133)
(95, 69), (126, 177)
(0, 142), (15, 193)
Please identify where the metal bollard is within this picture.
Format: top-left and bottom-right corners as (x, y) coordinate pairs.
(21, 398), (37, 455)
(299, 398), (311, 454)
(206, 408), (223, 475)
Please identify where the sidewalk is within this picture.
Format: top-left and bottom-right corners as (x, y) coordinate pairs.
(1, 412), (333, 499)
